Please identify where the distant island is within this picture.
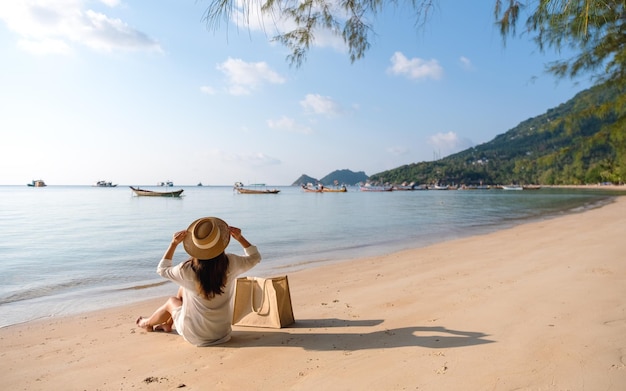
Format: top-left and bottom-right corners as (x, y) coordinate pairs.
(291, 169), (368, 186)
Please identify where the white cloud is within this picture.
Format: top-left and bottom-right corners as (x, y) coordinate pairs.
(387, 52), (443, 81)
(228, 0), (346, 52)
(0, 0), (162, 55)
(428, 131), (473, 157)
(459, 56), (473, 70)
(267, 116), (313, 134)
(229, 0), (268, 32)
(217, 57), (286, 95)
(306, 26), (346, 52)
(300, 94), (343, 117)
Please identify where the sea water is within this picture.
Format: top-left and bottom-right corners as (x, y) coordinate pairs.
(0, 185), (621, 327)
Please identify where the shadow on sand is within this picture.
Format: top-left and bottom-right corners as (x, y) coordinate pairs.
(227, 318), (494, 351)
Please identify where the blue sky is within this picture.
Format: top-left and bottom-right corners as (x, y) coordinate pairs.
(0, 0), (593, 186)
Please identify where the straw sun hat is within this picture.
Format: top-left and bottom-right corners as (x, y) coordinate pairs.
(183, 217), (231, 259)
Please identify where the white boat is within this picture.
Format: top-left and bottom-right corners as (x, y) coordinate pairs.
(501, 185), (523, 190)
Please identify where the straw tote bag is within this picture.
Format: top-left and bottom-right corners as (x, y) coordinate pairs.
(232, 276), (295, 328)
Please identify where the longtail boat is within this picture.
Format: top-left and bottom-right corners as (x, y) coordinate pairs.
(234, 182), (280, 194)
(130, 186), (184, 197)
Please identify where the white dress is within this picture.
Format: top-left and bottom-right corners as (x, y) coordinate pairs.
(156, 245), (261, 346)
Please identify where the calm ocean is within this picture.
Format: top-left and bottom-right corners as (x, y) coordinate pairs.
(0, 185), (620, 327)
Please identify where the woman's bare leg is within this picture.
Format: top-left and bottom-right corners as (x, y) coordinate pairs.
(153, 287), (183, 332)
(136, 294), (182, 332)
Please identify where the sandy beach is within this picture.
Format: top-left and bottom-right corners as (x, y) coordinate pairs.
(1, 197), (625, 390)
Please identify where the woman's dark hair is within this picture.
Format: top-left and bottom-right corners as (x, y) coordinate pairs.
(185, 252), (229, 299)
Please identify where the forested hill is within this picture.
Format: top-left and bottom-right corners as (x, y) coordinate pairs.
(368, 83), (625, 186)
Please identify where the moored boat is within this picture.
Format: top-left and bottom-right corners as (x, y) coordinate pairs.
(501, 185), (523, 191)
(236, 188), (280, 194)
(322, 185), (347, 192)
(130, 186), (183, 197)
(359, 184), (393, 192)
(234, 182), (280, 194)
(302, 183), (324, 193)
(459, 185), (489, 190)
(392, 182), (424, 191)
(27, 179), (47, 187)
(93, 180), (117, 187)
(321, 180), (347, 192)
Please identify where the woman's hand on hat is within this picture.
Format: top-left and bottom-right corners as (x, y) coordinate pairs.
(229, 226), (252, 248)
(229, 226), (242, 240)
(171, 230), (187, 245)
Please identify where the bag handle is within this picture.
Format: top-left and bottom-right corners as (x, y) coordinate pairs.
(249, 277), (269, 314)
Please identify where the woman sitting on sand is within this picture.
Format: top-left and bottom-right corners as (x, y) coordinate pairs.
(136, 217), (261, 346)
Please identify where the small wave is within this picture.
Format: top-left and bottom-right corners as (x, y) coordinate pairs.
(0, 276), (117, 305)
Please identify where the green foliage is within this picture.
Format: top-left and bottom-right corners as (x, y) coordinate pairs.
(369, 83), (626, 185)
(496, 0), (626, 125)
(202, 0), (434, 67)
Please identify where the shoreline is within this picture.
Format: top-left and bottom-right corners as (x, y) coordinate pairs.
(5, 188), (617, 330)
(545, 184), (626, 191)
(2, 191), (615, 329)
(1, 196), (625, 390)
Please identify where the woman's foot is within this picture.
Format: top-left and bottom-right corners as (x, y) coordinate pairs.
(136, 316), (154, 332)
(153, 323), (172, 332)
